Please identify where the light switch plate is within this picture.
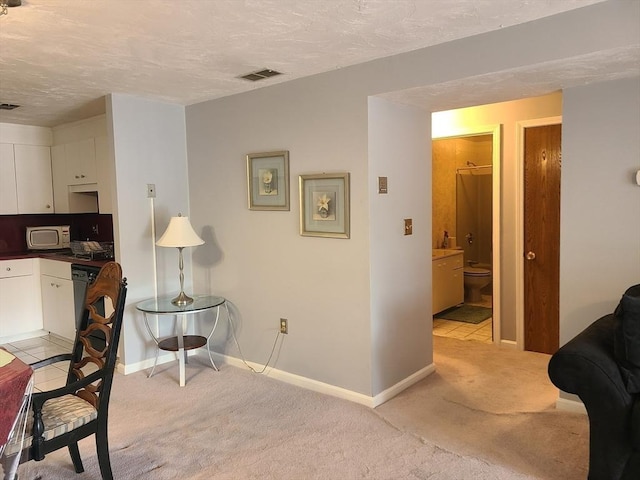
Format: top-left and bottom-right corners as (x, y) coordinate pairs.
(404, 218), (413, 235)
(378, 176), (388, 194)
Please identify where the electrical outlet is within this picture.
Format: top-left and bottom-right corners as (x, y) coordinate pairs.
(147, 184), (156, 198)
(280, 318), (288, 334)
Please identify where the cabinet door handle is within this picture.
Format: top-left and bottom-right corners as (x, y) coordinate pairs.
(50, 282), (55, 287)
(526, 251), (536, 261)
(6, 267), (10, 271)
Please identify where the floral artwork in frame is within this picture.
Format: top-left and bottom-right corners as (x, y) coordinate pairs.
(247, 151), (290, 210)
(299, 172), (350, 238)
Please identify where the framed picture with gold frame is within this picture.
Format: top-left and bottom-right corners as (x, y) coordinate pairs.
(299, 172), (350, 238)
(246, 151), (290, 210)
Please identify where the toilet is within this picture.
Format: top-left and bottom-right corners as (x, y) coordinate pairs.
(463, 267), (491, 303)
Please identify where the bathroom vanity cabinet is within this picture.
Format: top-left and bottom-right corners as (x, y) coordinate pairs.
(432, 250), (464, 315)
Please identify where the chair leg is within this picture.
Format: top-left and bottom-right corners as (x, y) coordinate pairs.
(68, 442), (84, 473)
(95, 430), (113, 480)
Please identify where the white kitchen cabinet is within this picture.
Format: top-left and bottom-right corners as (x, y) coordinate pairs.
(40, 259), (76, 341)
(14, 144), (54, 213)
(51, 144), (69, 213)
(51, 136), (112, 213)
(432, 251), (464, 315)
(65, 138), (97, 185)
(0, 259), (44, 340)
(94, 135), (113, 214)
(0, 143), (53, 214)
(0, 143), (18, 214)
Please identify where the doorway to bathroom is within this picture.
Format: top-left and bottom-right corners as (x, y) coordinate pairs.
(431, 125), (501, 345)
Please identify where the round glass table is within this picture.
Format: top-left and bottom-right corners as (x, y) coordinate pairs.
(136, 295), (227, 386)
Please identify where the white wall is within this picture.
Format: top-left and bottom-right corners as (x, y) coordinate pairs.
(51, 115), (106, 145)
(0, 123), (52, 145)
(560, 77), (640, 344)
(107, 94), (190, 367)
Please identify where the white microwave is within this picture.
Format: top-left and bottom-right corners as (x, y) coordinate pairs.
(26, 225), (71, 250)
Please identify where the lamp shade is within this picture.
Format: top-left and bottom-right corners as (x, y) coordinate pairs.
(156, 215), (204, 248)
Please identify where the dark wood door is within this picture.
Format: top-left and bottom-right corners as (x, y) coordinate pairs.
(524, 124), (561, 355)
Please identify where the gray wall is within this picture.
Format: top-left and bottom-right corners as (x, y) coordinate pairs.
(560, 77), (640, 344)
(368, 97), (431, 395)
(109, 1), (639, 400)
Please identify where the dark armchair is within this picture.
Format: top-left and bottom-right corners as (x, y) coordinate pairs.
(3, 261), (127, 480)
(548, 284), (640, 480)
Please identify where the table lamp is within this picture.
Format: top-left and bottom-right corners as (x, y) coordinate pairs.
(156, 214), (204, 306)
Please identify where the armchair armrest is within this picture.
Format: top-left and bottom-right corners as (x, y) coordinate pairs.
(549, 315), (632, 406)
(549, 314), (636, 479)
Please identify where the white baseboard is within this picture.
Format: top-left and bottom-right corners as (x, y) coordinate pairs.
(214, 352), (436, 408)
(499, 339), (518, 349)
(0, 329), (48, 345)
(117, 349), (436, 408)
(116, 350), (190, 375)
(372, 363), (436, 407)
(213, 351), (378, 406)
(555, 396), (587, 414)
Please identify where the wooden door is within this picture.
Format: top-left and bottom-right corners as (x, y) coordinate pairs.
(524, 124), (561, 354)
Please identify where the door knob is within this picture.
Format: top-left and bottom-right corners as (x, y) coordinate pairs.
(526, 251), (536, 261)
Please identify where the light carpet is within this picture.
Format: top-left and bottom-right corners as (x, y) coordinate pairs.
(378, 336), (589, 479)
(12, 336), (588, 479)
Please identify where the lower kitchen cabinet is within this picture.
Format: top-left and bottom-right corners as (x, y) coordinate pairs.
(40, 259), (76, 341)
(0, 258), (43, 340)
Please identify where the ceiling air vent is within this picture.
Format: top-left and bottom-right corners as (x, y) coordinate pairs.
(238, 69), (282, 82)
(0, 103), (20, 110)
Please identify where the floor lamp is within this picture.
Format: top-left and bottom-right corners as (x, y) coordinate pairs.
(156, 214), (204, 306)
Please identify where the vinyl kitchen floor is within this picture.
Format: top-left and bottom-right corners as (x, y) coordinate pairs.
(433, 294), (493, 344)
(1, 335), (72, 392)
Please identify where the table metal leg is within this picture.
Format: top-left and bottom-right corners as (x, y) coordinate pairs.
(142, 312), (160, 378)
(205, 304), (222, 371)
(177, 315), (186, 387)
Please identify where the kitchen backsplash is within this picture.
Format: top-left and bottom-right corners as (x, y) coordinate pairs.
(0, 213), (113, 254)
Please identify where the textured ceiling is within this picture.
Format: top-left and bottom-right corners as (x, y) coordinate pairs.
(0, 0), (625, 127)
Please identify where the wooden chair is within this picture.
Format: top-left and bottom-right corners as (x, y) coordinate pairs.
(3, 262), (127, 480)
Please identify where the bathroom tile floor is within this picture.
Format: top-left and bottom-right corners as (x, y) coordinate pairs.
(433, 295), (493, 344)
(1, 335), (73, 392)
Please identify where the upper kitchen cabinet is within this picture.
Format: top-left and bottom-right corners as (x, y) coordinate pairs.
(0, 142), (54, 214)
(0, 143), (18, 213)
(51, 115), (113, 214)
(65, 138), (97, 185)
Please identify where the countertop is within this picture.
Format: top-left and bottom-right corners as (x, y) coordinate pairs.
(432, 248), (464, 260)
(0, 251), (111, 269)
